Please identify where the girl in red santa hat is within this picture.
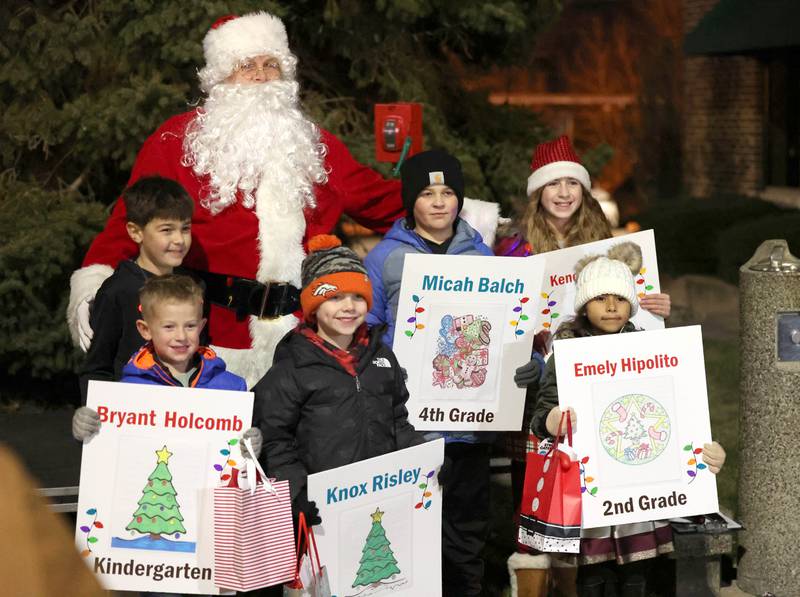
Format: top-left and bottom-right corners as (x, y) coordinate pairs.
(498, 136), (672, 596)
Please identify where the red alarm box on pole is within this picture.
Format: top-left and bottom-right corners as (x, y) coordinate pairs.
(374, 103), (423, 163)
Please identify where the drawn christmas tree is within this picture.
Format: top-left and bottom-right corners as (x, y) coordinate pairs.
(352, 508), (401, 588)
(623, 415), (646, 442)
(125, 445), (186, 539)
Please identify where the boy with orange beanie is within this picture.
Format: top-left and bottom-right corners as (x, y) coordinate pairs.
(253, 235), (425, 526)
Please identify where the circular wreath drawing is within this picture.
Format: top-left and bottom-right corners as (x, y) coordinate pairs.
(599, 394), (670, 465)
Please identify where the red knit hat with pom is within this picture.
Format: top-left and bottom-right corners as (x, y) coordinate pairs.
(300, 235), (373, 320)
(527, 135), (591, 196)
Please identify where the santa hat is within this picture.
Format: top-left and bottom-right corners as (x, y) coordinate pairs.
(573, 241), (642, 316)
(526, 135), (591, 197)
(198, 12), (296, 92)
(300, 235), (373, 320)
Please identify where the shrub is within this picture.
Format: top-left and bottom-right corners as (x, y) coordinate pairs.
(716, 213), (800, 284)
(636, 195), (786, 276)
(0, 174), (106, 387)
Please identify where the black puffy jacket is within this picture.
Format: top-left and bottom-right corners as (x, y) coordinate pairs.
(253, 325), (425, 500)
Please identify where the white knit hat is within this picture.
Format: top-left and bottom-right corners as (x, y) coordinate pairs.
(573, 242), (642, 316)
(198, 12), (297, 92)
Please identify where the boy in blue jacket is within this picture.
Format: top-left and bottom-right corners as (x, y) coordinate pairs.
(364, 150), (493, 597)
(72, 276), (260, 456)
(121, 274), (245, 390)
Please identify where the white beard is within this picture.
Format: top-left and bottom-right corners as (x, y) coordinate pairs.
(182, 81), (327, 215)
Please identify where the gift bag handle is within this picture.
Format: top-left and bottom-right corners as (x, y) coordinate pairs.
(306, 514), (323, 574)
(242, 438), (278, 497)
(293, 511), (323, 582)
(552, 410), (574, 451)
(291, 512), (308, 584)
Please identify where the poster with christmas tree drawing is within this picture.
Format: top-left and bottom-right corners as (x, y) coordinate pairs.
(124, 446), (186, 543)
(533, 230), (663, 347)
(76, 381), (252, 594)
(307, 440), (445, 597)
(551, 326), (719, 528)
(392, 253), (546, 430)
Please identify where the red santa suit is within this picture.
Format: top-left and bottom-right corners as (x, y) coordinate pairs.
(70, 109), (403, 386)
(68, 12), (500, 387)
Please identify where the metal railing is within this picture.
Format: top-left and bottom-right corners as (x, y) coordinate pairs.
(38, 486), (79, 513)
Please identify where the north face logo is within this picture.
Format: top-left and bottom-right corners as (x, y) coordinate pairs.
(372, 357), (391, 368)
(313, 282), (338, 297)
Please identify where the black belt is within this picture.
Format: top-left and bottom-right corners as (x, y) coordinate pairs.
(192, 270), (301, 321)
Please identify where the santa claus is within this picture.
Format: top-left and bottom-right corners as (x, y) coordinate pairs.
(68, 11), (499, 387)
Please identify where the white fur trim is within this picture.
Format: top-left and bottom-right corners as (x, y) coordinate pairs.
(212, 313), (297, 388)
(199, 12), (296, 91)
(460, 197), (501, 247)
(507, 552), (551, 597)
(254, 177), (307, 287)
(526, 161), (591, 196)
(67, 264), (114, 347)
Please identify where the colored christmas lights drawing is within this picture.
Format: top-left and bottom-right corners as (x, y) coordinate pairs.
(431, 314), (491, 389)
(347, 508), (407, 596)
(78, 507), (104, 557)
(110, 445), (196, 553)
(538, 290), (560, 332)
(212, 437), (240, 483)
(599, 394), (670, 465)
(509, 295), (531, 337)
(683, 442), (708, 483)
(414, 469), (436, 510)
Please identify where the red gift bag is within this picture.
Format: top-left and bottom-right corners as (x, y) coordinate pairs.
(214, 465), (297, 591)
(518, 412), (581, 553)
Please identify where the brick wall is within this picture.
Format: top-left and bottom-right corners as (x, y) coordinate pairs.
(683, 0), (764, 197)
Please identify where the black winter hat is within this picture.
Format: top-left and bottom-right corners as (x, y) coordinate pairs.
(400, 150), (465, 227)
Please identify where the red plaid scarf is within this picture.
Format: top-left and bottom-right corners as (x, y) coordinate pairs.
(298, 323), (370, 377)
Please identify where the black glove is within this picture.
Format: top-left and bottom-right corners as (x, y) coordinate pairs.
(514, 358), (542, 389)
(293, 488), (322, 527)
(437, 455), (453, 489)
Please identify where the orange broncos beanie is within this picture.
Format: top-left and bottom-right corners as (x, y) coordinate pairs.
(300, 235), (373, 320)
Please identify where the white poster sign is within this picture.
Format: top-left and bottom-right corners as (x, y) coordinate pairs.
(307, 440), (445, 597)
(553, 326), (719, 528)
(76, 381), (253, 594)
(535, 230), (664, 340)
(393, 254), (546, 430)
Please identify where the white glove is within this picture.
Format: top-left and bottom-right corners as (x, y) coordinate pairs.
(77, 297), (94, 352)
(72, 407), (100, 441)
(241, 427), (263, 459)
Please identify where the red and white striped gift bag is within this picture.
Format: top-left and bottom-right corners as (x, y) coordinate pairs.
(214, 477), (296, 592)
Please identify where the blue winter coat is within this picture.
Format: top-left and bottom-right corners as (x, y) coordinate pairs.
(365, 217), (494, 346)
(364, 217), (494, 445)
(121, 344), (247, 391)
